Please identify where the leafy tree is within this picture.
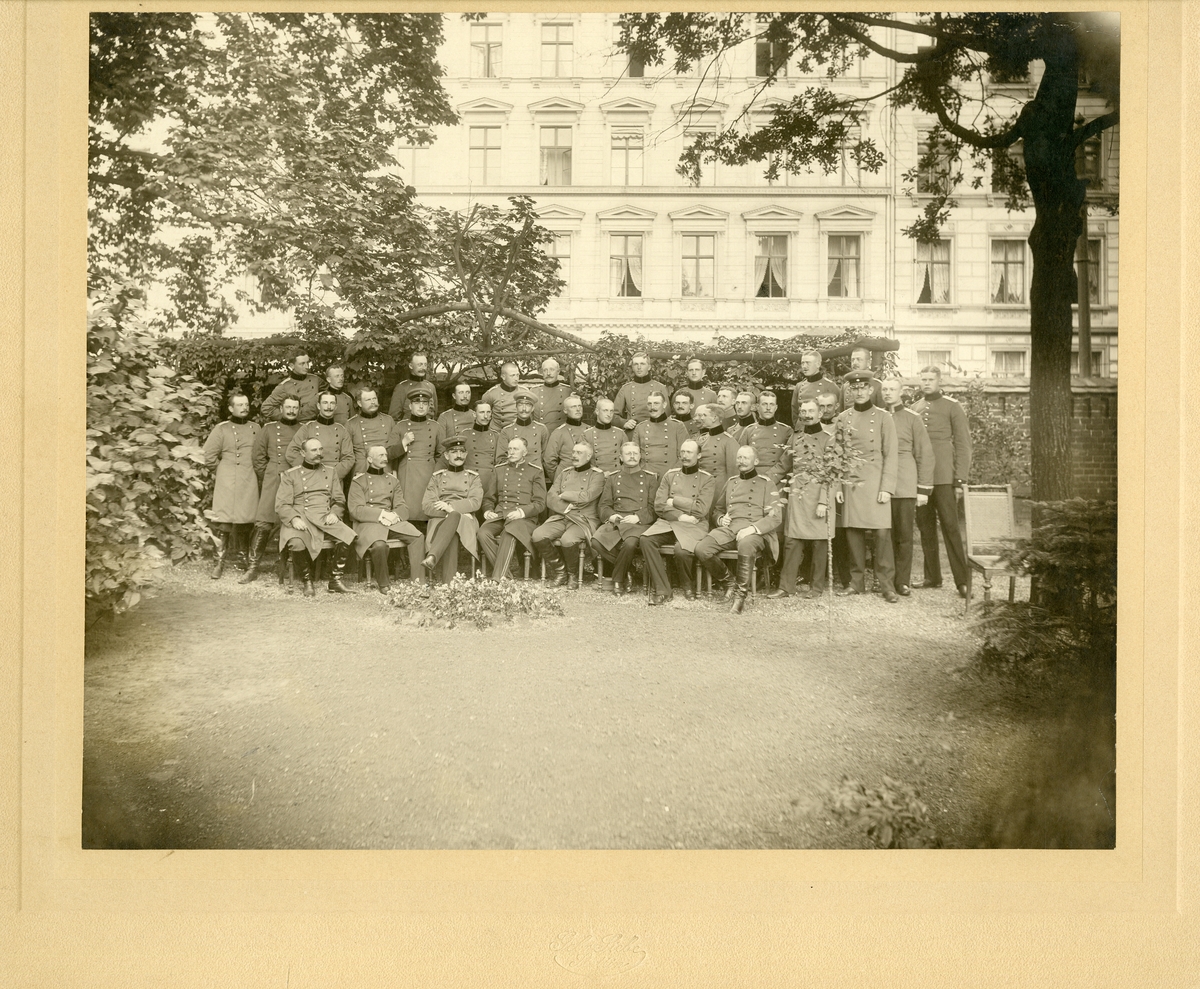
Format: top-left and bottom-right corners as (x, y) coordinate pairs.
(617, 12), (1119, 501)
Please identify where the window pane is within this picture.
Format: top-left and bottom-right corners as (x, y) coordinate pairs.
(470, 25), (501, 78)
(916, 238), (951, 304)
(917, 130), (952, 193)
(917, 350), (951, 370)
(610, 235), (642, 297)
(990, 239), (1025, 304)
(827, 235), (860, 298)
(992, 351), (1026, 376)
(628, 56), (644, 78)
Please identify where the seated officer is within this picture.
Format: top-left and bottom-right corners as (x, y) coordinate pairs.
(532, 442), (605, 590)
(478, 437), (546, 580)
(421, 436), (484, 584)
(594, 442), (658, 595)
(347, 444), (425, 593)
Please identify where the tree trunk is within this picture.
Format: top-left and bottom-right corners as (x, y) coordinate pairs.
(1022, 31), (1085, 503)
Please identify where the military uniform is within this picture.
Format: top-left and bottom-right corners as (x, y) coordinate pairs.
(594, 465), (659, 590)
(276, 461), (356, 594)
(261, 372), (322, 422)
(346, 410), (396, 476)
(696, 470), (782, 610)
(717, 405), (739, 431)
(203, 416), (261, 576)
(347, 468), (424, 590)
(790, 375), (841, 424)
(674, 382), (718, 409)
(633, 415), (689, 477)
(775, 424), (836, 596)
(911, 390), (972, 590)
(733, 413), (758, 433)
(387, 377), (439, 421)
(834, 398), (898, 596)
(478, 460), (547, 579)
(421, 462), (484, 583)
(532, 463), (606, 586)
(840, 376), (885, 411)
(613, 377), (668, 426)
(386, 413), (439, 521)
(251, 419), (300, 524)
(435, 406), (476, 449)
(496, 418), (550, 472)
(582, 422), (628, 473)
(671, 413), (703, 438)
(739, 418), (794, 484)
(463, 422), (501, 493)
(481, 382), (520, 430)
(529, 381), (575, 436)
(639, 465), (716, 600)
(696, 427), (740, 498)
(887, 403), (936, 593)
(325, 387), (356, 424)
(543, 420), (589, 483)
(285, 418), (355, 480)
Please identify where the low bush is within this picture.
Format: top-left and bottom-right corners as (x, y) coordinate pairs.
(386, 574), (566, 629)
(823, 775), (942, 848)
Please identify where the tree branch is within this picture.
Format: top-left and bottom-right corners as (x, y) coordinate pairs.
(824, 15), (926, 63)
(925, 80), (1026, 149)
(387, 303), (597, 351)
(1073, 110), (1119, 147)
(832, 12), (944, 40)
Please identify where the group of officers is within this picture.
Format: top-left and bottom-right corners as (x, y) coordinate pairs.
(202, 346), (973, 612)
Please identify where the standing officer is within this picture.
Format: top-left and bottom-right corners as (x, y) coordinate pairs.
(542, 393), (589, 483)
(911, 365), (972, 596)
(674, 359), (718, 409)
(633, 390), (689, 478)
(261, 349), (321, 422)
(421, 436), (484, 584)
(817, 391), (840, 429)
(323, 362), (356, 423)
(436, 380), (477, 444)
(533, 442), (605, 589)
(733, 391), (758, 432)
(275, 437), (356, 596)
(530, 358), (575, 436)
(791, 349), (841, 425)
(462, 399), (501, 493)
(639, 439), (715, 604)
(583, 398), (627, 473)
(386, 384), (439, 522)
(714, 387), (739, 431)
(478, 437), (546, 580)
(594, 442), (658, 595)
(285, 391), (355, 480)
(481, 361), (522, 430)
(695, 446), (782, 614)
(243, 396), (300, 584)
(739, 390), (793, 484)
(203, 391), (261, 579)
(881, 376), (935, 596)
(670, 391), (701, 438)
(348, 444), (425, 593)
(614, 353), (668, 430)
(839, 346), (884, 409)
(770, 399), (835, 599)
(388, 352), (438, 421)
(694, 403), (740, 494)
(496, 387), (550, 474)
(834, 371), (898, 602)
(346, 386), (395, 476)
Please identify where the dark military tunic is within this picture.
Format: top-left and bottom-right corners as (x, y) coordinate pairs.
(910, 392), (972, 485)
(791, 374), (841, 423)
(481, 461), (547, 551)
(261, 372), (321, 422)
(497, 419), (550, 471)
(387, 378), (439, 421)
(543, 421), (590, 483)
(203, 418), (260, 523)
(642, 466), (716, 553)
(582, 423), (629, 473)
(833, 404), (898, 529)
(386, 415), (439, 521)
(594, 466), (659, 552)
(275, 462), (355, 559)
(738, 419), (794, 484)
(633, 415), (689, 477)
(251, 419), (299, 524)
(696, 428), (740, 495)
(346, 411), (396, 477)
(422, 466), (484, 559)
(529, 381), (575, 436)
(613, 377), (668, 426)
(285, 418), (355, 480)
(347, 469), (422, 557)
(888, 405), (936, 498)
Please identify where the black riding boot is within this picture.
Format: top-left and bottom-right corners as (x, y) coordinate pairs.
(541, 545), (568, 586)
(239, 525), (271, 584)
(209, 526), (229, 579)
(327, 543), (350, 593)
(730, 554), (754, 614)
(371, 542), (391, 593)
(294, 551), (315, 597)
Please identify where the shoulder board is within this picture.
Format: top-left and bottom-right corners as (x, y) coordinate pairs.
(590, 466), (604, 473)
(605, 469), (618, 477)
(665, 466), (682, 474)
(902, 407), (921, 416)
(697, 469), (713, 476)
(432, 468), (447, 476)
(285, 465), (303, 473)
(641, 468), (656, 475)
(352, 472), (366, 480)
(945, 395), (960, 403)
(464, 469), (479, 476)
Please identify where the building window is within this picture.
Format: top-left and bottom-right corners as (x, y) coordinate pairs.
(684, 131), (715, 186)
(628, 55), (644, 78)
(611, 128), (644, 186)
(990, 239), (1026, 304)
(992, 350), (1027, 377)
(1075, 135), (1102, 189)
(469, 24), (502, 78)
(755, 38), (787, 76)
(917, 128), (954, 193)
(681, 234), (715, 298)
(837, 125), (861, 186)
(539, 127), (572, 186)
(610, 234), (643, 297)
(917, 349), (952, 371)
(827, 234), (860, 298)
(549, 234), (571, 292)
(541, 23), (573, 78)
(468, 126), (500, 185)
(915, 239), (951, 304)
(1074, 238), (1102, 305)
(991, 144), (1025, 193)
(754, 235), (787, 297)
(1071, 350), (1106, 376)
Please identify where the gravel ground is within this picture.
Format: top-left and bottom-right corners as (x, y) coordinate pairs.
(82, 528), (1114, 851)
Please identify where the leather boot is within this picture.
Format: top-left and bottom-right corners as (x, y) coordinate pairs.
(730, 554), (753, 614)
(722, 562), (738, 602)
(562, 545), (580, 590)
(209, 526), (228, 579)
(542, 546), (568, 587)
(239, 525), (271, 583)
(233, 524), (250, 571)
(327, 543), (350, 593)
(294, 552), (315, 597)
(371, 542), (391, 593)
(625, 572), (635, 595)
(279, 548), (292, 591)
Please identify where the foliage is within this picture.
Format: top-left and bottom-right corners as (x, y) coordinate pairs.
(955, 377), (1032, 489)
(823, 775), (943, 848)
(87, 293), (222, 615)
(974, 498), (1116, 670)
(386, 574), (566, 629)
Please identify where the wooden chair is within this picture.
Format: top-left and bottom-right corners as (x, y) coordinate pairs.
(643, 544), (704, 601)
(962, 483), (1019, 613)
(361, 539), (478, 586)
(696, 550), (771, 596)
(480, 549), (533, 580)
(540, 539), (589, 585)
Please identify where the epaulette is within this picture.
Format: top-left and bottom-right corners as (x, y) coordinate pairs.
(665, 467), (682, 474)
(591, 466), (604, 473)
(352, 472), (366, 479)
(902, 407), (922, 416)
(697, 468), (713, 476)
(464, 469), (479, 476)
(432, 468), (447, 476)
(605, 469), (618, 477)
(285, 465), (303, 473)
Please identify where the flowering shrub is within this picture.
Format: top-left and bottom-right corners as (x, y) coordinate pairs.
(386, 574), (565, 629)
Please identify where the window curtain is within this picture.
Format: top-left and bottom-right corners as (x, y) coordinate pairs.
(627, 256), (642, 294)
(930, 241), (950, 303)
(769, 255), (787, 294)
(990, 241), (1006, 301)
(754, 256), (769, 294)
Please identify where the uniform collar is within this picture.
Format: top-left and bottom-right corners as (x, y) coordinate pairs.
(301, 459), (322, 469)
(573, 461), (594, 472)
(359, 409), (378, 419)
(649, 412), (668, 423)
(803, 422), (823, 434)
(445, 462), (465, 472)
(593, 420), (613, 430)
(707, 425), (724, 436)
(367, 466), (386, 475)
(738, 468), (758, 480)
(681, 463), (699, 475)
(564, 416), (583, 427)
(409, 413), (429, 423)
(316, 414), (335, 425)
(925, 391), (943, 401)
(804, 372), (824, 382)
(229, 415), (249, 425)
(632, 374), (652, 384)
(853, 401), (873, 412)
(757, 416), (776, 427)
(473, 421), (491, 432)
